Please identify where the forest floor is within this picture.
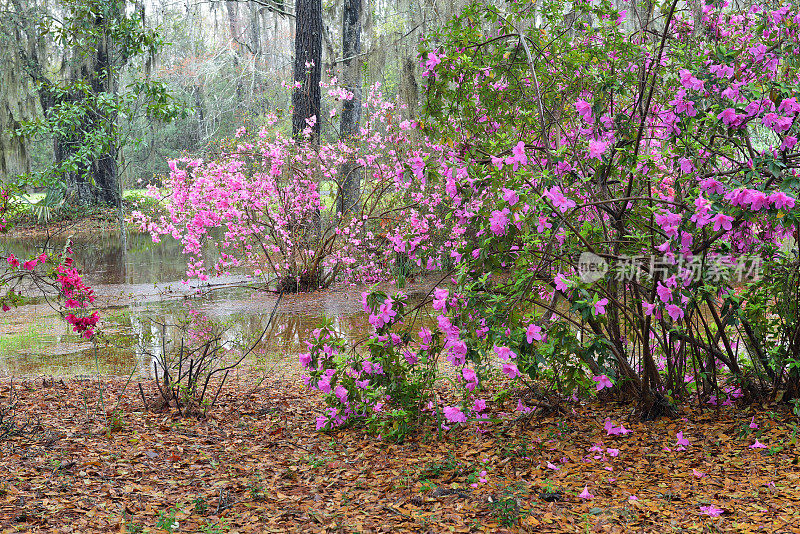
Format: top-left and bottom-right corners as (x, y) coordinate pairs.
(1, 369), (799, 534)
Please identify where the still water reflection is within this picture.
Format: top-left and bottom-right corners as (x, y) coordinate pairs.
(0, 232), (434, 377)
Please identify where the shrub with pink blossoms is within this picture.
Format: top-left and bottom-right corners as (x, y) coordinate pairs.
(133, 86), (465, 292)
(1, 191), (98, 338)
(418, 0), (800, 414)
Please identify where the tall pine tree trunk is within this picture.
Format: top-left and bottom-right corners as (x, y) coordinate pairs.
(292, 0), (322, 143)
(337, 0), (362, 214)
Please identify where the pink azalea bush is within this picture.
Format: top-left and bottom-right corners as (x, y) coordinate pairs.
(413, 0), (800, 416)
(132, 86), (463, 292)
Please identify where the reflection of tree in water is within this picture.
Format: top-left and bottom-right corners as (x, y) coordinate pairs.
(253, 312), (362, 354)
(6, 233), (196, 286)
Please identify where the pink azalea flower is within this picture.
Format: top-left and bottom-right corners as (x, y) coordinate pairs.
(502, 362), (520, 379)
(425, 51), (441, 70)
(544, 187), (576, 213)
(443, 405), (467, 423)
(666, 304), (685, 322)
(588, 139), (609, 160)
(607, 448), (619, 457)
(462, 367), (478, 391)
(495, 346), (517, 361)
(489, 208), (510, 235)
(770, 191), (796, 210)
(516, 399), (533, 414)
(749, 416), (758, 429)
(578, 486), (594, 499)
(546, 461), (560, 470)
(593, 375), (613, 391)
(505, 141), (528, 170)
(526, 323), (545, 343)
(693, 469), (705, 478)
(717, 107), (739, 125)
(712, 213), (734, 232)
(750, 439), (767, 449)
(502, 188), (519, 206)
(554, 273), (569, 292)
(593, 298), (609, 315)
(676, 431), (690, 447)
(700, 505), (723, 517)
(334, 385), (349, 403)
(656, 283), (673, 303)
(575, 99), (593, 122)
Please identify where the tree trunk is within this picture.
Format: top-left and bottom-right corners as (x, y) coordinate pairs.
(337, 0), (362, 214)
(62, 5), (121, 208)
(292, 0), (322, 143)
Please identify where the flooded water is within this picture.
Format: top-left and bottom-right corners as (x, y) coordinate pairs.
(0, 232), (435, 378)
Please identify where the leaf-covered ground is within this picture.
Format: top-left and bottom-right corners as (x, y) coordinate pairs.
(1, 371), (798, 533)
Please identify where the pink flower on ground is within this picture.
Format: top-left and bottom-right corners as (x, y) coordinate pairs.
(676, 431), (690, 448)
(546, 461), (560, 470)
(607, 448), (619, 457)
(516, 399), (533, 414)
(750, 439), (767, 449)
(604, 419), (631, 436)
(578, 486), (594, 499)
(693, 469), (705, 478)
(593, 375), (613, 391)
(749, 416), (758, 429)
(699, 505), (723, 517)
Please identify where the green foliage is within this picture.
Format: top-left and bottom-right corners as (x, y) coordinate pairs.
(192, 496), (208, 515)
(306, 293), (440, 441)
(737, 245), (800, 392)
(154, 507), (178, 531)
(11, 0), (184, 202)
